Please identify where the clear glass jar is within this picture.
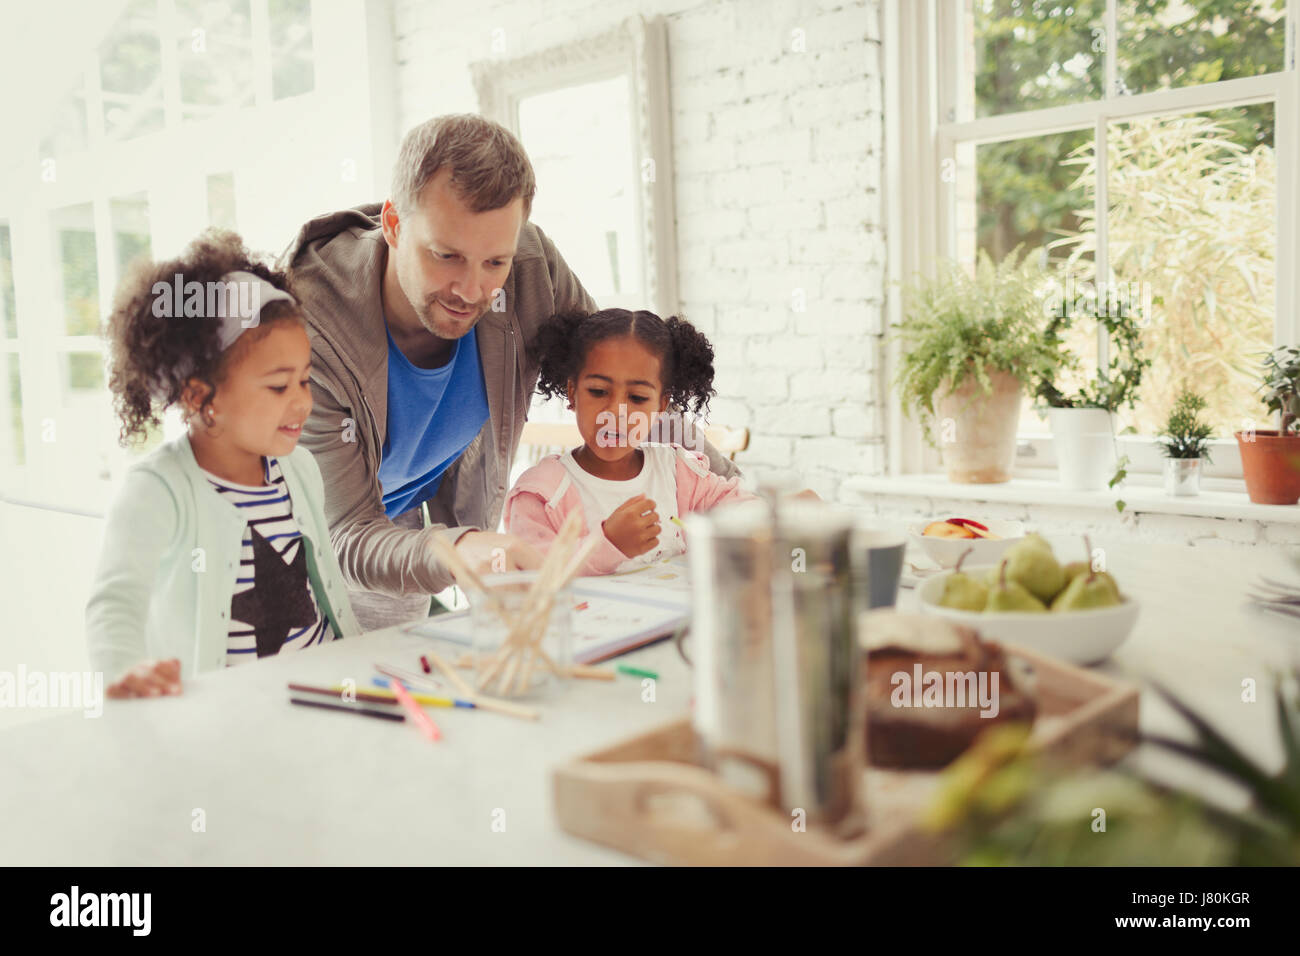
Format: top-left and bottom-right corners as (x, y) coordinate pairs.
(469, 571), (572, 700)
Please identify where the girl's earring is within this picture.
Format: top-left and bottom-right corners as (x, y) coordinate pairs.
(203, 408), (216, 428)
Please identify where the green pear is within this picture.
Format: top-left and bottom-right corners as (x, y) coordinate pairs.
(1051, 570), (1121, 611)
(1062, 562), (1119, 597)
(1060, 536), (1122, 601)
(985, 562), (1048, 613)
(1001, 536), (1065, 603)
(1020, 532), (1054, 553)
(938, 548), (989, 611)
(1062, 561), (1089, 586)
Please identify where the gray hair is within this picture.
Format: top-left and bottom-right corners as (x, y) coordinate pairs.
(391, 114), (536, 220)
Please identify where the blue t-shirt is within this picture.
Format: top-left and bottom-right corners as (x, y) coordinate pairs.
(377, 325), (490, 519)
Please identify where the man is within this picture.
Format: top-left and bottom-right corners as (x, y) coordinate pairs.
(283, 114), (740, 630)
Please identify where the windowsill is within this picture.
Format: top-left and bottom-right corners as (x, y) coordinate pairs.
(842, 472), (1300, 524)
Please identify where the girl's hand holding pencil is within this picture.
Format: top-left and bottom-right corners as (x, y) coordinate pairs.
(601, 494), (661, 559)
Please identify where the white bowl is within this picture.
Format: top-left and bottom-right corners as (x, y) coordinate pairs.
(908, 519), (1026, 570)
(916, 564), (1139, 666)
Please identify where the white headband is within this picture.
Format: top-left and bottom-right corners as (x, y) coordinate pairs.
(148, 270), (296, 401)
(214, 270), (296, 349)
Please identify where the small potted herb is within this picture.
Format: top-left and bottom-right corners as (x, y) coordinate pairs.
(1236, 346), (1300, 505)
(894, 247), (1063, 483)
(1157, 387), (1213, 496)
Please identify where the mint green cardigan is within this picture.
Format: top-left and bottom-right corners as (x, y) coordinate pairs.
(85, 434), (362, 684)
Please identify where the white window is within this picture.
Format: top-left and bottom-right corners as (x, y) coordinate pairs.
(0, 0), (395, 513)
(885, 0), (1299, 482)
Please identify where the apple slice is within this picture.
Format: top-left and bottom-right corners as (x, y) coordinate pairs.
(947, 518), (1001, 540)
(923, 520), (977, 539)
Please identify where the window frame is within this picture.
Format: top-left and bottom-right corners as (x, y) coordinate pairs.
(0, 0), (396, 512)
(884, 0), (1300, 480)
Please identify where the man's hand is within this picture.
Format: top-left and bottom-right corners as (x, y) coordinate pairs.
(602, 494), (661, 559)
(106, 658), (182, 699)
(452, 531), (543, 576)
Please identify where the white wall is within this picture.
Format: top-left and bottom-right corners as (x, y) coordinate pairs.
(394, 0), (888, 500)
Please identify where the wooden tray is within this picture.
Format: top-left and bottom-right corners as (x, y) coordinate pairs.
(553, 642), (1140, 866)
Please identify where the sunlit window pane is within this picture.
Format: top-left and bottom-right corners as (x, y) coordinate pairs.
(110, 193), (152, 283)
(207, 171), (238, 229)
(0, 224), (16, 338)
(1117, 0), (1286, 96)
(51, 204), (100, 337)
(177, 0), (255, 120)
(519, 75), (642, 305)
(99, 0), (165, 141)
(964, 0), (1104, 120)
(269, 0), (315, 100)
(966, 130), (1095, 434)
(65, 352), (106, 393)
(3, 355), (22, 466)
(1051, 107), (1275, 437)
(39, 87), (89, 158)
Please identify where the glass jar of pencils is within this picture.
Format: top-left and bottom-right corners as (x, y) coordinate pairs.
(469, 571), (573, 700)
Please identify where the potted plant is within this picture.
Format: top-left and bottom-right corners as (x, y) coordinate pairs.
(894, 247), (1063, 483)
(1236, 346), (1300, 505)
(1156, 387), (1214, 496)
(1035, 279), (1152, 491)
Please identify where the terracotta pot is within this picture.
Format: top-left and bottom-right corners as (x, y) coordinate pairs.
(1236, 429), (1300, 505)
(932, 369), (1021, 483)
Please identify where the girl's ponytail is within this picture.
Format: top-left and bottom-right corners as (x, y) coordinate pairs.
(534, 309), (591, 403)
(663, 314), (716, 416)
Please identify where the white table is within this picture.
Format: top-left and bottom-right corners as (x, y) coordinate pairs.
(0, 628), (692, 866)
(2, 533), (1296, 865)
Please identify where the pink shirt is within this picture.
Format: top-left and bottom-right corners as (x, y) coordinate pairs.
(504, 442), (756, 575)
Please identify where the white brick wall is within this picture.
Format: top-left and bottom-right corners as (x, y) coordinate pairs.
(393, 0), (887, 500)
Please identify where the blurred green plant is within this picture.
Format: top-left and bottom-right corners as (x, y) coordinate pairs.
(923, 670), (1300, 865)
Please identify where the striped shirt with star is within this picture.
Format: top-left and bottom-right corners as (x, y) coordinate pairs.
(201, 456), (335, 665)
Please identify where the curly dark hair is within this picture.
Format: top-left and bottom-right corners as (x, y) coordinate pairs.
(105, 229), (302, 445)
(533, 308), (717, 416)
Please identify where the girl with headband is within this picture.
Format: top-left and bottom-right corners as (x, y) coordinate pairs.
(86, 230), (360, 699)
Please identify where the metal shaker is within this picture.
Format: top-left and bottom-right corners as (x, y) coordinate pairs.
(685, 497), (864, 830)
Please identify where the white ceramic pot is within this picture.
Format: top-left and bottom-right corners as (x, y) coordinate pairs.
(1164, 457), (1202, 496)
(932, 369), (1022, 483)
(1048, 407), (1116, 491)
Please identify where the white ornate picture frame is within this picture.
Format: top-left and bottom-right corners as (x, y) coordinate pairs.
(472, 15), (679, 318)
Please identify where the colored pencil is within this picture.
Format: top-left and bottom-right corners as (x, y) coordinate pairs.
(388, 677), (442, 742)
(288, 682), (398, 706)
(290, 697), (405, 722)
(565, 664), (615, 681)
(366, 678), (476, 708)
(617, 665), (659, 680)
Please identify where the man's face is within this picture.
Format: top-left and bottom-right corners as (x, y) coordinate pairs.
(383, 168), (524, 339)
